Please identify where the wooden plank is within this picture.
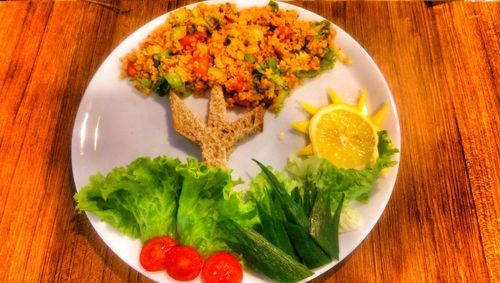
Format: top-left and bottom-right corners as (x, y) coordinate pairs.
(432, 3), (499, 281)
(0, 1), (53, 145)
(0, 1), (55, 280)
(0, 1), (86, 281)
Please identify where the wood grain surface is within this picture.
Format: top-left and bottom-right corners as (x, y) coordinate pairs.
(0, 1), (498, 282)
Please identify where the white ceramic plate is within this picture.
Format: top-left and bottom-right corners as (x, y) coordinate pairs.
(71, 0), (401, 282)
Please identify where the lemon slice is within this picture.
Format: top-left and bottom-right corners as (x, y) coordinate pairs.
(309, 104), (379, 169)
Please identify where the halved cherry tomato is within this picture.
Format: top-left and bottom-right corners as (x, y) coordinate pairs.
(127, 62), (138, 77)
(139, 236), (177, 272)
(180, 31), (207, 49)
(190, 54), (210, 78)
(165, 245), (203, 281)
(202, 252), (243, 283)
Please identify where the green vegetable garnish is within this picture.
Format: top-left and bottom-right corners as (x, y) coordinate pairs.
(257, 203), (298, 260)
(74, 130), (398, 282)
(244, 53), (256, 64)
(286, 130), (398, 206)
(175, 158), (234, 255)
(314, 20), (331, 39)
(284, 222), (331, 268)
(135, 78), (152, 88)
(268, 0), (279, 12)
(163, 72), (192, 96)
(309, 192), (345, 259)
(248, 160), (348, 268)
(165, 72), (183, 88)
(152, 76), (170, 96)
(266, 58), (279, 73)
(319, 47), (337, 71)
(295, 47), (337, 78)
(153, 50), (171, 67)
(294, 69), (318, 78)
(74, 156), (182, 241)
(253, 159), (309, 229)
(219, 218), (313, 282)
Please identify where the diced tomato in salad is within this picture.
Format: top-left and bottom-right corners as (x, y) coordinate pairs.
(142, 41), (154, 48)
(180, 31), (207, 49)
(190, 54), (210, 78)
(277, 25), (292, 40)
(232, 80), (247, 93)
(127, 62), (138, 77)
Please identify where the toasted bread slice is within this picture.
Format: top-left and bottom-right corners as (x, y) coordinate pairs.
(169, 93), (206, 145)
(223, 106), (265, 154)
(169, 86), (265, 167)
(200, 132), (228, 168)
(207, 85), (227, 130)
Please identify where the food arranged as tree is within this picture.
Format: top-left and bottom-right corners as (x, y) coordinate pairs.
(74, 1), (398, 282)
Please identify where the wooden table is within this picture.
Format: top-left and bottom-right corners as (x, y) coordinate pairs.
(1, 0), (498, 282)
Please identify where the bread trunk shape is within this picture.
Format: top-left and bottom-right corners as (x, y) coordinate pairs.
(169, 86), (265, 167)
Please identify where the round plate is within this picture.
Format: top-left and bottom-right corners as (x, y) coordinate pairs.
(71, 1), (401, 282)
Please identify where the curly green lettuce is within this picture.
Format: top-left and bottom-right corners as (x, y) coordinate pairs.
(74, 156), (257, 255)
(175, 158), (237, 255)
(285, 130), (398, 230)
(74, 156), (182, 241)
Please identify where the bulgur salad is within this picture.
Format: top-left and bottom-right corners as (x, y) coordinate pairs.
(122, 1), (345, 112)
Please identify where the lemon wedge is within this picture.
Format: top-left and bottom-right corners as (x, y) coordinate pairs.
(309, 104), (379, 169)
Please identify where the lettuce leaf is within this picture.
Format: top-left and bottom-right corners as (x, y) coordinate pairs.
(175, 158), (235, 255)
(74, 156), (182, 241)
(218, 188), (259, 230)
(74, 131), (397, 260)
(285, 130), (397, 231)
(75, 156), (259, 255)
(246, 167), (298, 211)
(286, 130), (398, 206)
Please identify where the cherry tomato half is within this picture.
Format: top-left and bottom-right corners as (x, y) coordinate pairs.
(139, 236), (177, 272)
(165, 245), (203, 281)
(202, 252), (243, 283)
